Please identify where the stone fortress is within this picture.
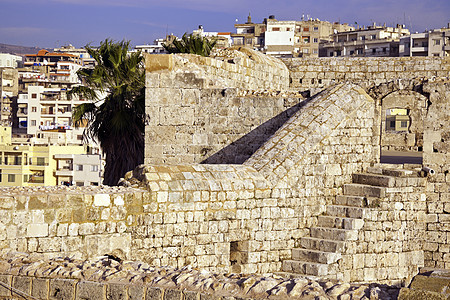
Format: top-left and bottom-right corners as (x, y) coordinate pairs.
(0, 47), (449, 298)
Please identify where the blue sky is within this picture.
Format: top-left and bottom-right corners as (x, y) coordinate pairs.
(1, 0), (449, 48)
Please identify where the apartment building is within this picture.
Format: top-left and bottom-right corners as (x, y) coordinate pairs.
(399, 24), (450, 57)
(0, 68), (19, 127)
(192, 25), (232, 48)
(265, 18), (354, 57)
(232, 14), (354, 57)
(24, 49), (82, 82)
(321, 24), (410, 57)
(0, 141), (102, 187)
(54, 44), (95, 67)
(231, 14), (267, 50)
(0, 53), (22, 68)
(54, 152), (102, 186)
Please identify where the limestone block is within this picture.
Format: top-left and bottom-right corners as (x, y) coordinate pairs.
(26, 224), (48, 238)
(76, 281), (106, 300)
(50, 278), (77, 300)
(128, 284), (145, 300)
(91, 194), (110, 207)
(31, 278), (49, 299)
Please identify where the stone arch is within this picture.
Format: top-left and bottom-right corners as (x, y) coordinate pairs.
(367, 78), (430, 101)
(380, 90), (428, 155)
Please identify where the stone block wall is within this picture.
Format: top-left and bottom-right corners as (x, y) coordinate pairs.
(245, 83), (379, 213)
(421, 80), (450, 269)
(145, 50), (295, 165)
(0, 83), (393, 280)
(0, 275), (220, 300)
(343, 173), (428, 283)
(284, 57), (450, 92)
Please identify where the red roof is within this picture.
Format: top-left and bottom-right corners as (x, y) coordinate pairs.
(26, 49), (77, 58)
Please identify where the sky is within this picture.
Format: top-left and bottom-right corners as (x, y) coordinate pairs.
(0, 0), (449, 49)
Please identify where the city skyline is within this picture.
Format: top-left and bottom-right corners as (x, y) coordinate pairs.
(0, 0), (449, 49)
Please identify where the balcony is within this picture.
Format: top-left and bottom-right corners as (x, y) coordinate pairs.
(411, 47), (428, 52)
(55, 169), (74, 176)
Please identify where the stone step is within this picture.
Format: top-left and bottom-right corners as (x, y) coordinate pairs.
(318, 215), (364, 230)
(334, 195), (380, 208)
(310, 227), (358, 241)
(292, 248), (342, 264)
(352, 173), (395, 187)
(299, 237), (345, 253)
(326, 205), (367, 219)
(382, 168), (415, 177)
(282, 260), (335, 276)
(343, 183), (386, 198)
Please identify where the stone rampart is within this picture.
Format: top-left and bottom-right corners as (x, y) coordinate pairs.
(284, 57), (450, 92)
(145, 49), (293, 165)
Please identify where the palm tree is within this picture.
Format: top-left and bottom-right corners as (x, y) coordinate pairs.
(70, 39), (146, 186)
(163, 33), (217, 56)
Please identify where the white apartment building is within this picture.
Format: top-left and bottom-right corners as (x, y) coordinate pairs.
(265, 20), (296, 57)
(399, 24), (450, 57)
(321, 24), (409, 57)
(54, 152), (103, 186)
(0, 53), (22, 68)
(135, 39), (168, 54)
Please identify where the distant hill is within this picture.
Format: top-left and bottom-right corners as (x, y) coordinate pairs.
(0, 43), (51, 55)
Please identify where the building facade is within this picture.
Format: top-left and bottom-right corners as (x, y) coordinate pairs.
(399, 24), (450, 57)
(321, 24), (409, 57)
(0, 143), (101, 187)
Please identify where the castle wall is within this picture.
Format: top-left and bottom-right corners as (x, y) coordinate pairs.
(284, 57), (450, 92)
(144, 52), (291, 165)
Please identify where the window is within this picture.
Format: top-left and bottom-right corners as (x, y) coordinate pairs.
(433, 39), (440, 46)
(350, 50), (354, 55)
(313, 38), (318, 43)
(8, 174), (15, 182)
(400, 121), (408, 128)
(91, 165), (98, 172)
(77, 135), (83, 140)
(361, 36), (366, 41)
(372, 48), (376, 54)
(24, 175), (29, 182)
(286, 28), (291, 31)
(371, 35), (376, 40)
(31, 93), (37, 99)
(303, 27), (309, 32)
(91, 182), (99, 186)
(383, 48), (387, 53)
(31, 107), (37, 112)
(76, 182), (84, 186)
(0, 170), (2, 182)
(272, 27), (280, 31)
(313, 27), (319, 31)
(76, 164), (83, 171)
(14, 156), (22, 165)
(313, 49), (318, 54)
(31, 120), (36, 126)
(37, 157), (46, 166)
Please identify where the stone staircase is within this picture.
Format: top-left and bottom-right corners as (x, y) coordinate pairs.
(282, 166), (416, 281)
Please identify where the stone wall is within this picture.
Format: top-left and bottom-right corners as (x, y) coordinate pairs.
(144, 50), (293, 165)
(284, 57), (450, 92)
(420, 80), (450, 269)
(0, 83), (428, 284)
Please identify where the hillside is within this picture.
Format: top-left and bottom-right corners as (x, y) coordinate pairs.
(0, 43), (51, 55)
